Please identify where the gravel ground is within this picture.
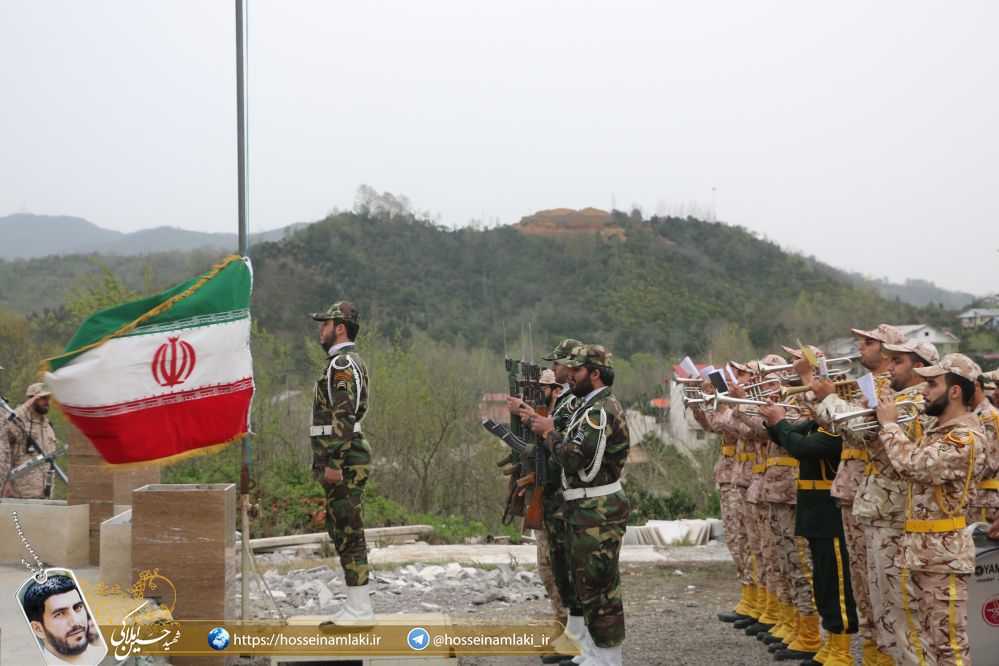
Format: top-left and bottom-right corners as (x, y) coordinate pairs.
(239, 547), (872, 666)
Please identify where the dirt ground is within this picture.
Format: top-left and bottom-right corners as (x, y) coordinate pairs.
(461, 560), (806, 666)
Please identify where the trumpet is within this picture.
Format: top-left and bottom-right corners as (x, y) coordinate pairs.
(703, 393), (809, 420)
(829, 400), (919, 434)
(772, 379), (864, 402)
(759, 355), (860, 383)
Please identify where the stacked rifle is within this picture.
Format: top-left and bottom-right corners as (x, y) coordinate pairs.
(482, 324), (550, 530)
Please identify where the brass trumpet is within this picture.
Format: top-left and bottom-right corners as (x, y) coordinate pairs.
(702, 393), (809, 420)
(773, 379), (864, 402)
(829, 400), (919, 434)
(758, 354), (860, 383)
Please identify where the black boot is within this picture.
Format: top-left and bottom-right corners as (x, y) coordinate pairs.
(768, 640), (789, 653)
(761, 632), (784, 645)
(775, 648), (818, 661)
(745, 622), (775, 636)
(719, 611), (750, 623)
(797, 658), (822, 666)
(733, 616), (757, 629)
(541, 656), (568, 664)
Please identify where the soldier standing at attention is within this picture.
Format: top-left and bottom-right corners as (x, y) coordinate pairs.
(521, 344), (629, 666)
(309, 301), (375, 626)
(875, 354), (987, 666)
(4, 383), (58, 499)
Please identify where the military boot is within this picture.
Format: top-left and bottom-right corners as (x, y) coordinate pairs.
(798, 634), (830, 666)
(821, 633), (855, 666)
(319, 584), (375, 629)
(734, 583), (757, 617)
(775, 613), (821, 660)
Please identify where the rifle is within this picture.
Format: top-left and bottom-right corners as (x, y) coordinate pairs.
(520, 322), (547, 530)
(1, 394), (68, 497)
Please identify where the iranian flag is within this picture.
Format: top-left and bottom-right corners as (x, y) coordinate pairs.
(44, 256), (254, 465)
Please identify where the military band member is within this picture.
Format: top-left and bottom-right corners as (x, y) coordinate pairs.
(968, 373), (999, 525)
(876, 354), (987, 666)
(4, 383), (58, 499)
(851, 338), (938, 666)
(806, 324), (904, 661)
(523, 344), (629, 666)
(761, 401), (858, 666)
(309, 301), (375, 626)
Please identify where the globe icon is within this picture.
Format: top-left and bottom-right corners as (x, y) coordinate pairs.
(208, 627), (230, 651)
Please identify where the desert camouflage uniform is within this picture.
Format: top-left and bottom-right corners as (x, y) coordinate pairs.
(692, 407), (749, 584)
(853, 385), (933, 664)
(881, 411), (987, 666)
(733, 408), (781, 615)
(541, 383), (581, 619)
(812, 375), (891, 647)
(967, 399), (999, 525)
(5, 403), (58, 499)
(312, 341), (372, 587)
(544, 370), (629, 648)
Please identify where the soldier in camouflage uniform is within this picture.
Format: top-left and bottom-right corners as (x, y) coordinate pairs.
(4, 383), (58, 499)
(309, 301), (375, 626)
(850, 338), (939, 666)
(967, 373), (999, 525)
(876, 354), (988, 666)
(538, 339), (592, 664)
(522, 344), (629, 666)
(0, 365), (10, 494)
(806, 323), (904, 664)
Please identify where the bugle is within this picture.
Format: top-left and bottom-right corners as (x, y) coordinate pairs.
(759, 354), (860, 384)
(704, 393), (809, 420)
(829, 400), (919, 434)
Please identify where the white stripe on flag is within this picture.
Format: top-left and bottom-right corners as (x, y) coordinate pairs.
(45, 318), (252, 408)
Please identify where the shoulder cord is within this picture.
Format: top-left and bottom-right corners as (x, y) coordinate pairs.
(560, 405), (609, 488)
(327, 353), (365, 424)
(907, 430), (977, 520)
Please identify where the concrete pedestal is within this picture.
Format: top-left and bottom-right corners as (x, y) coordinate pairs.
(132, 483), (236, 666)
(0, 499), (89, 567)
(99, 508), (132, 590)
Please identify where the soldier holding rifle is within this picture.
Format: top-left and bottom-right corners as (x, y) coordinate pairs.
(4, 383), (59, 499)
(518, 344), (630, 666)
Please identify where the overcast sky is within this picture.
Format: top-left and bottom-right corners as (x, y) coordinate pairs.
(2, 1), (997, 294)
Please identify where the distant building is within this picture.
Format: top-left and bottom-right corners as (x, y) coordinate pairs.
(956, 308), (999, 331)
(894, 324), (961, 355)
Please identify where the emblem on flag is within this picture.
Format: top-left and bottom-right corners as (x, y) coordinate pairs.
(152, 337), (197, 387)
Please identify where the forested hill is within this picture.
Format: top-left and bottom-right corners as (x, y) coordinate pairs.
(248, 209), (948, 358)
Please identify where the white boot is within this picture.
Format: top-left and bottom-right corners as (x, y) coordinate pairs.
(549, 614), (586, 655)
(570, 621), (598, 664)
(322, 584), (375, 627)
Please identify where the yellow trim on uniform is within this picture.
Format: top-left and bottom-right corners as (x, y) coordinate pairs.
(904, 516), (967, 533)
(832, 537), (849, 633)
(766, 456), (799, 468)
(797, 479), (833, 490)
(949, 573), (964, 666)
(817, 427), (842, 438)
(737, 452), (754, 462)
(721, 445), (737, 457)
(840, 447), (868, 462)
(901, 568), (928, 666)
(752, 463), (766, 474)
(864, 462), (879, 476)
(978, 479), (999, 490)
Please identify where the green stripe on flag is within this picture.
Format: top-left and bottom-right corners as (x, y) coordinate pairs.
(48, 257), (251, 372)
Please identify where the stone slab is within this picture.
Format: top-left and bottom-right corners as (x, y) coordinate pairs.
(100, 509), (132, 590)
(0, 499), (89, 567)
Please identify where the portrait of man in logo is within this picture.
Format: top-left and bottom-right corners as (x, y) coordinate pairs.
(17, 569), (108, 665)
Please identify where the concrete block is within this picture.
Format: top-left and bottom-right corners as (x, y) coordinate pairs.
(99, 509), (132, 590)
(0, 499), (89, 567)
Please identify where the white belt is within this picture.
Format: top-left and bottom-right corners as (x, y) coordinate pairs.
(310, 423), (363, 436)
(562, 480), (622, 501)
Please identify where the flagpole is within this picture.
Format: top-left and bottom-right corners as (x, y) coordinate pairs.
(235, 0), (251, 625)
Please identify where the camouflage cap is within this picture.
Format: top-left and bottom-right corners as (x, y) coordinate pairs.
(310, 300), (359, 324)
(883, 339), (940, 365)
(543, 338), (583, 362)
(730, 361), (751, 372)
(759, 354), (788, 367)
(984, 369), (999, 383)
(562, 344), (613, 369)
(914, 353), (981, 382)
(850, 324), (905, 345)
(781, 345), (823, 360)
(539, 369), (557, 385)
(26, 382), (52, 400)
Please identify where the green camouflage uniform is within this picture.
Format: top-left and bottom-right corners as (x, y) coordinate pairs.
(543, 345), (630, 648)
(310, 303), (371, 587)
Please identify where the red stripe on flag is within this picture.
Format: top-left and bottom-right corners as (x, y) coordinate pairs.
(65, 386), (253, 464)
